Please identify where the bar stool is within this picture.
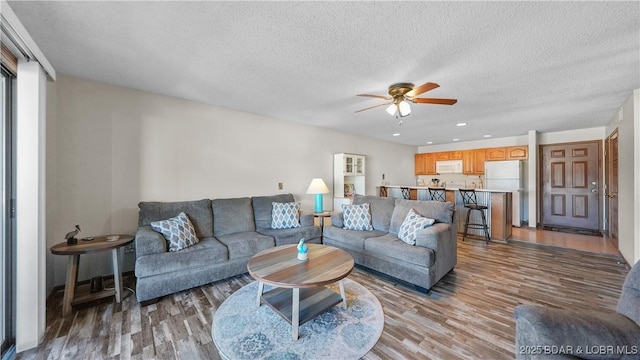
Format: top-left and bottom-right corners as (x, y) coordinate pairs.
(400, 187), (411, 199)
(428, 187), (446, 202)
(459, 189), (490, 243)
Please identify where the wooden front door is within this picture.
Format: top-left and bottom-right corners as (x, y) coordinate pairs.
(541, 141), (601, 231)
(605, 130), (619, 247)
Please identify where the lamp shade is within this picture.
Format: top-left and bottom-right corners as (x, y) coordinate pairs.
(306, 178), (330, 194)
(386, 104), (397, 116)
(398, 100), (411, 117)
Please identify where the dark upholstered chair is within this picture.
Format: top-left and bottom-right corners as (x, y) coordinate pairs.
(514, 260), (640, 359)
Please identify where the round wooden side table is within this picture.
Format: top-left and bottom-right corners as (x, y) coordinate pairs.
(50, 234), (134, 316)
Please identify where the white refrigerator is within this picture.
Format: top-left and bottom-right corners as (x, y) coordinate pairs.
(485, 160), (523, 227)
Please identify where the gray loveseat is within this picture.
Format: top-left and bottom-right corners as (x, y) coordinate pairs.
(134, 193), (321, 303)
(514, 260), (640, 359)
(323, 194), (457, 292)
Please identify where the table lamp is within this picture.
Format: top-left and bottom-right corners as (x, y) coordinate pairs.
(306, 178), (330, 213)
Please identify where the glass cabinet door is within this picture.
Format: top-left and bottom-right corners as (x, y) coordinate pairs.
(344, 155), (354, 175)
(355, 156), (365, 175)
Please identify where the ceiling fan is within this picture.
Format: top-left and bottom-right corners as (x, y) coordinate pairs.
(355, 82), (457, 120)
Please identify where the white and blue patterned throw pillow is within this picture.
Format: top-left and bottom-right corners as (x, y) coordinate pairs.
(150, 212), (200, 252)
(398, 208), (435, 245)
(271, 202), (301, 229)
(342, 203), (373, 231)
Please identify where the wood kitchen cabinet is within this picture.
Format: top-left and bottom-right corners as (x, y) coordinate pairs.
(485, 147), (507, 161)
(486, 146), (528, 161)
(415, 153), (437, 175)
(506, 146), (528, 159)
(425, 153), (437, 174)
(436, 152), (450, 161)
(418, 145), (525, 176)
(436, 151), (462, 161)
(415, 153), (427, 175)
(463, 149), (486, 175)
(473, 149), (486, 174)
(462, 151), (474, 174)
(449, 151), (463, 160)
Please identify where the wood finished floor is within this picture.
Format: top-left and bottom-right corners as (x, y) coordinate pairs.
(511, 226), (620, 256)
(18, 237), (629, 360)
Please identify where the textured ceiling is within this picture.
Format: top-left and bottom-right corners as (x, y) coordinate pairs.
(7, 1), (640, 146)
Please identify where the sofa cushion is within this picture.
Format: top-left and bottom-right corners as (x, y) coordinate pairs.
(252, 194), (296, 229)
(617, 260), (640, 326)
(212, 197), (256, 236)
(398, 208), (435, 245)
(364, 233), (435, 267)
(215, 232), (275, 260)
(271, 202), (300, 229)
(352, 195), (396, 231)
(138, 199), (213, 238)
(323, 226), (386, 252)
(390, 199), (454, 234)
(342, 203), (373, 231)
(135, 237), (228, 278)
(150, 212), (200, 252)
(258, 226), (322, 246)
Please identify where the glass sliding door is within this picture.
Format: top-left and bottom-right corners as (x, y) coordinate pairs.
(1, 67), (16, 358)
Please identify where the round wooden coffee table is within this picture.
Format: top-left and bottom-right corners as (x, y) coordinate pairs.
(247, 244), (354, 340)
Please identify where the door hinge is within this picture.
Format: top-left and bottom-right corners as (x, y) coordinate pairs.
(10, 198), (15, 218)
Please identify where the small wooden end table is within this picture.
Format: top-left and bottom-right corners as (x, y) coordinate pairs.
(247, 244), (354, 340)
(50, 234), (134, 316)
(313, 211), (332, 228)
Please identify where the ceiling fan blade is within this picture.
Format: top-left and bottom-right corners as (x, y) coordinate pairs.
(355, 102), (392, 113)
(411, 98), (458, 105)
(406, 82), (439, 97)
(357, 94), (392, 100)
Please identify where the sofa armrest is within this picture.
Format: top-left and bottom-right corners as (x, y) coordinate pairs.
(415, 223), (453, 250)
(330, 212), (344, 228)
(415, 223), (457, 283)
(135, 225), (167, 257)
(300, 214), (314, 227)
(514, 305), (640, 360)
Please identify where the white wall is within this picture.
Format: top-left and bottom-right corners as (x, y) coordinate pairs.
(46, 75), (417, 289)
(606, 90), (640, 265)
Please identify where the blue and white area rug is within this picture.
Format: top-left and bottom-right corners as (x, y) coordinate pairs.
(211, 278), (384, 360)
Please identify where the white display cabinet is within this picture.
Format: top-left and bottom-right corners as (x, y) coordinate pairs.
(333, 153), (366, 211)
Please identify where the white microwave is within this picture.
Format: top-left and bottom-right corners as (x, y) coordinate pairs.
(436, 160), (463, 174)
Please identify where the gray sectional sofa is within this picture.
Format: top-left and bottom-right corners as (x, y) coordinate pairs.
(134, 193), (321, 303)
(323, 194), (457, 292)
(514, 260), (640, 360)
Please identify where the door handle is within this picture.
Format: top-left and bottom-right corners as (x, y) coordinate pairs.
(591, 188), (598, 193)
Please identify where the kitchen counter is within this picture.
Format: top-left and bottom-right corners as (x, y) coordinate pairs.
(379, 185), (507, 192)
(377, 185), (513, 241)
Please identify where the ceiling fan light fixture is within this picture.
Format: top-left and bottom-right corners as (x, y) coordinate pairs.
(386, 103), (397, 116)
(398, 100), (411, 117)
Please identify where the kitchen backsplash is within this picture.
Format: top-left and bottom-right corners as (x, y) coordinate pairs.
(417, 174), (485, 188)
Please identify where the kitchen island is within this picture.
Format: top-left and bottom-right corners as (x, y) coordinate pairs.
(378, 185), (513, 242)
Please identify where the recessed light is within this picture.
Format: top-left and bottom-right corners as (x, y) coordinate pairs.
(452, 138), (460, 141)
(456, 122), (467, 127)
(427, 141), (433, 144)
(483, 134), (492, 138)
(392, 133), (400, 137)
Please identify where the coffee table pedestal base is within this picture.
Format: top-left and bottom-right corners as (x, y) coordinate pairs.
(258, 280), (347, 340)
